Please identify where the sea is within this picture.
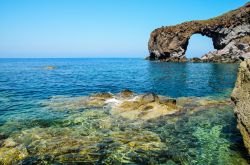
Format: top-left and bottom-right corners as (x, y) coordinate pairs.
(0, 58), (249, 164)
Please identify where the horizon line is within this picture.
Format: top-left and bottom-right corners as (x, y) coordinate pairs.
(0, 57), (145, 59)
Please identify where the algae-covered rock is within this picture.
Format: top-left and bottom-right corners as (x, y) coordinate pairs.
(86, 97), (107, 107)
(87, 92), (114, 107)
(2, 138), (17, 147)
(177, 97), (231, 110)
(42, 96), (88, 111)
(0, 115), (165, 164)
(119, 89), (134, 98)
(0, 145), (28, 165)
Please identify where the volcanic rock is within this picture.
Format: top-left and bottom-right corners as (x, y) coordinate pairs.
(147, 2), (250, 63)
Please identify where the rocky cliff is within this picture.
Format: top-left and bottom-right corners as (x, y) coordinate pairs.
(147, 2), (250, 62)
(231, 59), (250, 153)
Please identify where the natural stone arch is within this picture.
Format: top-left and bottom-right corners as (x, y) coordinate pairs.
(147, 2), (250, 62)
(185, 34), (215, 59)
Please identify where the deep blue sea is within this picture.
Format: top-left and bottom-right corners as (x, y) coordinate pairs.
(1, 58), (249, 164)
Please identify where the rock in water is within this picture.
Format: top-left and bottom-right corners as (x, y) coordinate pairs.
(189, 58), (202, 63)
(147, 2), (250, 62)
(231, 59), (250, 153)
(91, 92), (113, 99)
(119, 89), (134, 98)
(45, 66), (56, 70)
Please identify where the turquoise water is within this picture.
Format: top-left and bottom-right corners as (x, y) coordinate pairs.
(0, 58), (238, 113)
(0, 58), (249, 164)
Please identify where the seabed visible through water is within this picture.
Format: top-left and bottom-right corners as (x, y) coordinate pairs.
(0, 91), (249, 164)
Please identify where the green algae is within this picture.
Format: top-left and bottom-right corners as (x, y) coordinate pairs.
(145, 104), (249, 165)
(0, 92), (249, 164)
(192, 125), (236, 165)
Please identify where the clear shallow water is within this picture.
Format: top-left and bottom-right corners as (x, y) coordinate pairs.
(0, 58), (249, 164)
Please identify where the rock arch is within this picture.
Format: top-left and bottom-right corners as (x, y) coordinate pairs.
(185, 34), (214, 59)
(147, 2), (250, 62)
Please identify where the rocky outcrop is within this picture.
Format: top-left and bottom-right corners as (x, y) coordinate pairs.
(147, 2), (250, 62)
(110, 93), (180, 120)
(231, 59), (250, 153)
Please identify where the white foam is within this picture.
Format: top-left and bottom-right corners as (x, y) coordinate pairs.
(105, 98), (122, 104)
(128, 96), (139, 101)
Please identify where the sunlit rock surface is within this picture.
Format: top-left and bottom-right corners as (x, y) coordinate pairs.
(147, 2), (250, 62)
(110, 93), (180, 120)
(232, 59), (250, 154)
(0, 91), (249, 164)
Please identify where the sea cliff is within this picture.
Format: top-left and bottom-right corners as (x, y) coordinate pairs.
(232, 59), (250, 153)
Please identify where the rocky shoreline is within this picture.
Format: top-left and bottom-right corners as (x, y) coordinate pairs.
(147, 2), (250, 63)
(232, 59), (250, 154)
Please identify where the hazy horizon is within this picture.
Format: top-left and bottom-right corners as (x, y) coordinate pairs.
(0, 0), (248, 58)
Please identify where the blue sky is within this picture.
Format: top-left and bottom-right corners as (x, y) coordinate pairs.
(0, 0), (248, 58)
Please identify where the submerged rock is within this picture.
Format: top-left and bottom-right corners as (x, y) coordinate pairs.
(42, 96), (90, 111)
(42, 94), (113, 111)
(88, 93), (114, 107)
(45, 66), (56, 70)
(0, 144), (28, 164)
(0, 117), (165, 164)
(2, 138), (17, 147)
(0, 133), (6, 140)
(231, 59), (250, 153)
(147, 2), (250, 63)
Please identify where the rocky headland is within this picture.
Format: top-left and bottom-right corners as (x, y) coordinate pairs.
(147, 2), (250, 62)
(232, 59), (250, 153)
